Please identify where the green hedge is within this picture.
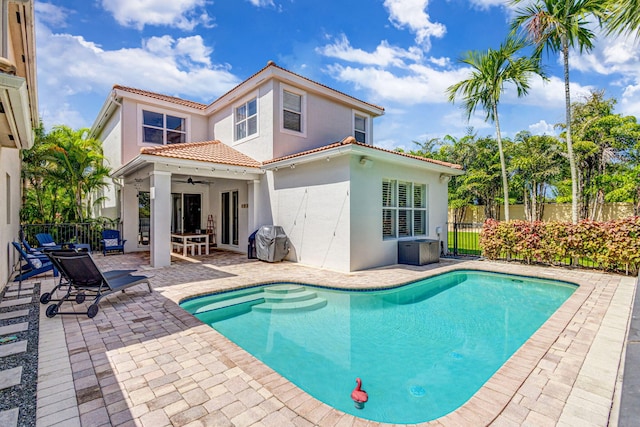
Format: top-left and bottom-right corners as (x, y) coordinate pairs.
(479, 217), (640, 275)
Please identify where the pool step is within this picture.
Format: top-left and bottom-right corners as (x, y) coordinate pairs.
(252, 298), (327, 312)
(194, 292), (264, 314)
(254, 285), (327, 312)
(263, 288), (318, 303)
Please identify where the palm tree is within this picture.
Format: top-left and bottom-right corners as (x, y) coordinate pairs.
(45, 126), (111, 222)
(604, 0), (640, 37)
(447, 37), (543, 221)
(511, 0), (604, 223)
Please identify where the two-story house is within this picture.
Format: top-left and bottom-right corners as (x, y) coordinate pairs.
(90, 61), (463, 272)
(0, 0), (37, 287)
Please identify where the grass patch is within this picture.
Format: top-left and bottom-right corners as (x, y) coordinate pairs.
(447, 231), (481, 255)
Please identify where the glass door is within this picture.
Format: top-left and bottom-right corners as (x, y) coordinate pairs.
(171, 193), (201, 233)
(221, 190), (238, 245)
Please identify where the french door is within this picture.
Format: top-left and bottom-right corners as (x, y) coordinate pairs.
(171, 193), (201, 233)
(221, 190), (238, 245)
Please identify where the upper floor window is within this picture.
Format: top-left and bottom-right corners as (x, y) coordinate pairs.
(142, 110), (186, 144)
(283, 90), (302, 132)
(235, 98), (258, 141)
(354, 114), (367, 143)
(281, 85), (306, 136)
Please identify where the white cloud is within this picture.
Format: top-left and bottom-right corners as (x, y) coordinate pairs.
(383, 0), (446, 49)
(317, 34), (422, 67)
(620, 84), (640, 118)
(325, 64), (468, 105)
(528, 120), (557, 135)
(39, 103), (87, 131)
(35, 20), (240, 129)
(468, 0), (510, 11)
(100, 0), (212, 30)
(35, 2), (70, 28)
(248, 0), (275, 7)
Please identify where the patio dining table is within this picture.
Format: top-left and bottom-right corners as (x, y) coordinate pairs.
(171, 233), (210, 256)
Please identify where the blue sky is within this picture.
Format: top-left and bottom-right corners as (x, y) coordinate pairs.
(35, 0), (640, 152)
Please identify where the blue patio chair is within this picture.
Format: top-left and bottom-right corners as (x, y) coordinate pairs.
(21, 239), (49, 261)
(35, 233), (73, 250)
(11, 241), (58, 282)
(101, 229), (126, 255)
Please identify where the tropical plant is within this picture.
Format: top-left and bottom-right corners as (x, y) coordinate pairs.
(447, 37), (544, 221)
(510, 131), (564, 221)
(511, 0), (605, 223)
(21, 125), (111, 223)
(603, 0), (640, 37)
(562, 91), (640, 219)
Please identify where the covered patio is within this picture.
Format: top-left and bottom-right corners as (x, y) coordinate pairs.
(111, 141), (264, 268)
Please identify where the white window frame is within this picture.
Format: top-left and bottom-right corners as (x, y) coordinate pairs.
(138, 105), (189, 146)
(233, 92), (259, 143)
(280, 83), (307, 137)
(353, 111), (370, 144)
(382, 179), (428, 239)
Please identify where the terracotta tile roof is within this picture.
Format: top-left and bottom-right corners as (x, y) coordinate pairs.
(112, 61), (384, 114)
(140, 140), (261, 168)
(263, 136), (463, 170)
(211, 61), (385, 113)
(113, 85), (208, 110)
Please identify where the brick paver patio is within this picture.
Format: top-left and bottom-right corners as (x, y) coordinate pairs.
(32, 251), (636, 426)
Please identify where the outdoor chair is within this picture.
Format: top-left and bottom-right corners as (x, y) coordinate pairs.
(101, 229), (126, 255)
(21, 239), (49, 261)
(40, 249), (135, 305)
(35, 233), (74, 251)
(44, 251), (151, 318)
(11, 241), (59, 282)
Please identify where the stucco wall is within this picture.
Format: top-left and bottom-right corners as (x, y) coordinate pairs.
(211, 82), (275, 162)
(268, 156), (351, 272)
(99, 109), (122, 218)
(0, 147), (21, 287)
(120, 99), (209, 165)
(349, 156), (448, 271)
(272, 82), (369, 160)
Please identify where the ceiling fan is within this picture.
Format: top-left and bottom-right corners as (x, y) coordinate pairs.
(177, 177), (208, 185)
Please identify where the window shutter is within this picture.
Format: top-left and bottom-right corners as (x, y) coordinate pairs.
(398, 182), (409, 208)
(283, 91), (301, 112)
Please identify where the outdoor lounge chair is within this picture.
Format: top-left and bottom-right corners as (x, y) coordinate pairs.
(101, 229), (126, 255)
(44, 251), (151, 318)
(11, 241), (59, 282)
(40, 249), (136, 305)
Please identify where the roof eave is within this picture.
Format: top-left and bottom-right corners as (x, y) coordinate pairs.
(112, 154), (264, 179)
(263, 143), (465, 175)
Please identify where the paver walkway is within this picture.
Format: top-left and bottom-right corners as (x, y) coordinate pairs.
(2, 250), (637, 426)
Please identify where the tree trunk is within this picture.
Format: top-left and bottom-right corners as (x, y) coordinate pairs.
(563, 39), (579, 224)
(494, 104), (510, 222)
(531, 180), (537, 222)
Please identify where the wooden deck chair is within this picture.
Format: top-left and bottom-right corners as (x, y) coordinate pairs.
(44, 251), (151, 318)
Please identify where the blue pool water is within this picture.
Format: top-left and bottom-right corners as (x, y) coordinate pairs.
(180, 270), (576, 424)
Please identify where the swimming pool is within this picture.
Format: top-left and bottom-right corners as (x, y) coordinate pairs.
(180, 270), (577, 424)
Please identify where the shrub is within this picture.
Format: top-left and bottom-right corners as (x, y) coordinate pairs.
(479, 217), (640, 275)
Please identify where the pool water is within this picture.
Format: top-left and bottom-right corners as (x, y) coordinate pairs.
(180, 270), (576, 424)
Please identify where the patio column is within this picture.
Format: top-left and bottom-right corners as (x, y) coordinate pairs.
(121, 183), (138, 253)
(247, 179), (261, 233)
(150, 170), (171, 268)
